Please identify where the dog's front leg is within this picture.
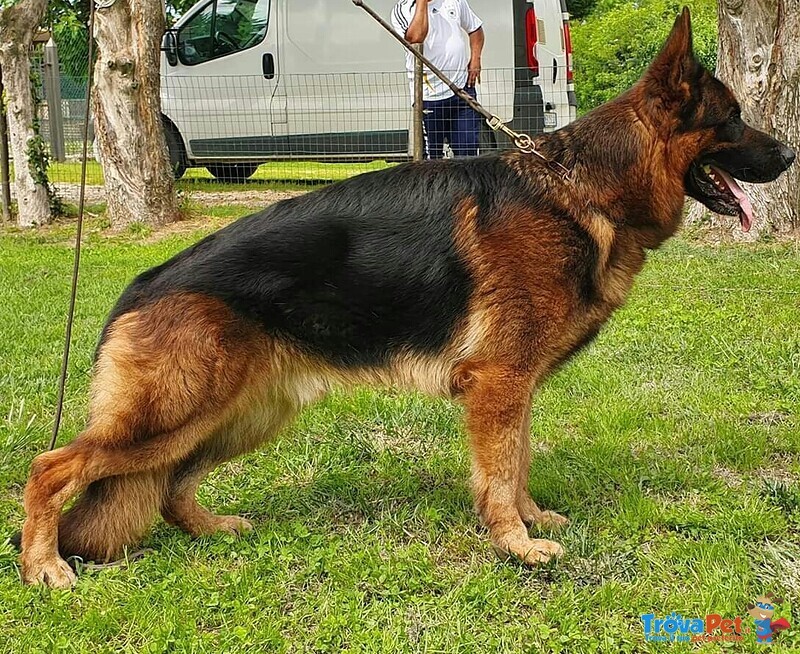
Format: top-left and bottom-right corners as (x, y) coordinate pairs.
(516, 409), (569, 530)
(464, 363), (564, 565)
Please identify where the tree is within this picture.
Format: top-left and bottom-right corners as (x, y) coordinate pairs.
(93, 0), (178, 227)
(715, 0), (799, 233)
(165, 0), (197, 25)
(0, 0), (51, 227)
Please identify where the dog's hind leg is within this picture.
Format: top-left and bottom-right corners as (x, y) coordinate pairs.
(162, 411), (290, 537)
(516, 410), (569, 530)
(162, 386), (301, 538)
(19, 294), (260, 587)
(58, 469), (169, 564)
(20, 417), (220, 587)
(463, 362), (564, 566)
(20, 438), (102, 588)
(162, 442), (255, 538)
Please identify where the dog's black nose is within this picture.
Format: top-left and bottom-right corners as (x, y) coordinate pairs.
(780, 144), (796, 168)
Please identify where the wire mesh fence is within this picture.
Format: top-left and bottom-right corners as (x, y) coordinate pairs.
(31, 40), (88, 152)
(23, 39), (575, 198)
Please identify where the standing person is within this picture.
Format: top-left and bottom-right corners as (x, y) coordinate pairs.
(391, 0), (485, 159)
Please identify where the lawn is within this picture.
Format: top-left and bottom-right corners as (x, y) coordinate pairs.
(46, 160), (394, 192)
(0, 210), (798, 653)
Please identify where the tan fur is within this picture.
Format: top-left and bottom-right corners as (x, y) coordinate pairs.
(20, 294), (262, 585)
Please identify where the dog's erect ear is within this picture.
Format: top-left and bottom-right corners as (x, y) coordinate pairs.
(662, 7), (694, 63)
(643, 7), (700, 101)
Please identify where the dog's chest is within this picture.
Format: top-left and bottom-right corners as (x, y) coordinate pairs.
(592, 223), (646, 305)
(575, 239), (645, 341)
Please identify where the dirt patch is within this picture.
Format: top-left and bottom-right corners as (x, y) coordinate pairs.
(183, 189), (305, 208)
(755, 464), (798, 487)
(746, 411), (791, 427)
(711, 464), (743, 488)
(52, 182), (305, 209)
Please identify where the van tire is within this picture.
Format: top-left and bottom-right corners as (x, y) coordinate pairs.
(206, 163), (259, 183)
(163, 123), (187, 180)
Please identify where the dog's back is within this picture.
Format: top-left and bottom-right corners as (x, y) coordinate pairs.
(103, 155), (545, 367)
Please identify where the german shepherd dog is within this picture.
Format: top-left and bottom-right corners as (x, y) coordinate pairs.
(19, 9), (794, 587)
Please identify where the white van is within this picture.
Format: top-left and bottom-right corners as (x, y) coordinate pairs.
(160, 0), (576, 180)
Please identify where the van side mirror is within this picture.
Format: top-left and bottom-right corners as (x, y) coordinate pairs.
(162, 30), (178, 67)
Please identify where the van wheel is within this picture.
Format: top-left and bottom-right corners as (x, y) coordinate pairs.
(163, 124), (187, 179)
(206, 163), (259, 182)
(478, 124), (499, 154)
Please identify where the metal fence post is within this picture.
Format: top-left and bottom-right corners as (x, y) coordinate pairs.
(43, 38), (66, 162)
(0, 65), (12, 222)
(412, 44), (424, 162)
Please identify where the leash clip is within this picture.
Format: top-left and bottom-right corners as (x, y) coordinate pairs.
(486, 116), (570, 179)
(485, 115), (505, 132)
(513, 133), (535, 153)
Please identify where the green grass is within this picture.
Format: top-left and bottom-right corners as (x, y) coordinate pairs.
(46, 160), (394, 192)
(0, 213), (799, 653)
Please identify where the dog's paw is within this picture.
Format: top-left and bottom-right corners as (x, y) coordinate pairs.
(170, 509), (254, 538)
(214, 515), (253, 536)
(492, 537), (564, 566)
(187, 514), (253, 538)
(22, 556), (77, 588)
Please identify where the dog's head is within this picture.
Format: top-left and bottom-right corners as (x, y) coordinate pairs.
(641, 8), (795, 231)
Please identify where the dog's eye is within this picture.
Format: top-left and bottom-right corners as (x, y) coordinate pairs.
(717, 110), (745, 141)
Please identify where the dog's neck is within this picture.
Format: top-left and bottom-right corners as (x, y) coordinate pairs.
(531, 89), (690, 248)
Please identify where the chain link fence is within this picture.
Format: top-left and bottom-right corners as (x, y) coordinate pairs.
(20, 36), (574, 202)
(32, 36), (90, 156)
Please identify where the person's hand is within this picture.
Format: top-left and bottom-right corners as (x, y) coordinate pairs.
(467, 58), (481, 87)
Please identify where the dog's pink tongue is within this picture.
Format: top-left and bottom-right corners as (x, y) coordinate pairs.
(712, 166), (754, 232)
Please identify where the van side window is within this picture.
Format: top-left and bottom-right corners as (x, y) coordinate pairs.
(178, 0), (270, 66)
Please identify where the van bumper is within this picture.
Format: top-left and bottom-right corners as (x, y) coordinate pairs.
(568, 89), (577, 108)
(568, 88), (578, 123)
(510, 84), (545, 137)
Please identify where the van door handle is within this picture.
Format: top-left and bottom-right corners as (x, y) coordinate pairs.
(262, 53), (275, 79)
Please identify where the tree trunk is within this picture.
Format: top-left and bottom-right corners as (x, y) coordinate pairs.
(696, 0), (799, 235)
(93, 0), (178, 227)
(0, 0), (51, 227)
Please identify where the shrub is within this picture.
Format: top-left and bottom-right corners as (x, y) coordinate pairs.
(571, 0), (718, 113)
(566, 0), (599, 21)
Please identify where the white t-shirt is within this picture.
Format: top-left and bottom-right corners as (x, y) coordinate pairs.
(391, 0), (483, 102)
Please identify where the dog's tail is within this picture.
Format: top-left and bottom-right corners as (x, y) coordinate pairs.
(58, 471), (167, 562)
